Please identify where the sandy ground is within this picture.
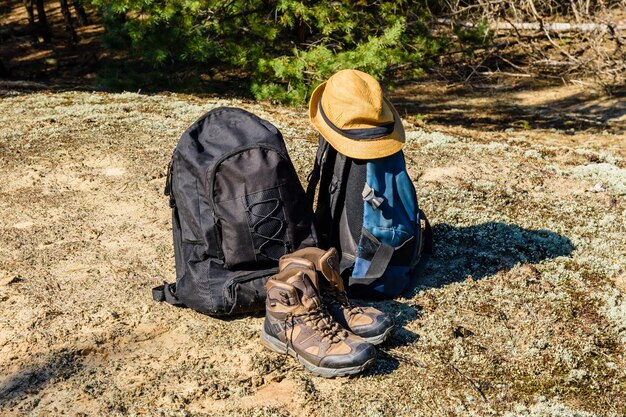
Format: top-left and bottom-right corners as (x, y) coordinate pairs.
(0, 84), (625, 416)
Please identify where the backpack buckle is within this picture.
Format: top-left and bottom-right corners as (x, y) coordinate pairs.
(329, 179), (338, 194)
(362, 184), (385, 209)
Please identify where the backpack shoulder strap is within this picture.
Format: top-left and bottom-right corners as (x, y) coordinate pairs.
(307, 136), (348, 248)
(306, 136), (330, 205)
(329, 151), (349, 215)
(336, 156), (365, 271)
(163, 152), (176, 208)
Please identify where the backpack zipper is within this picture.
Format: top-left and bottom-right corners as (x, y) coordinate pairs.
(226, 268), (277, 300)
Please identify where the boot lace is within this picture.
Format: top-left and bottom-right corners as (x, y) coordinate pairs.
(302, 306), (348, 343)
(324, 286), (364, 317)
(297, 305), (347, 344)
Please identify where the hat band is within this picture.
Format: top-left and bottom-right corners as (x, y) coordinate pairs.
(319, 103), (395, 140)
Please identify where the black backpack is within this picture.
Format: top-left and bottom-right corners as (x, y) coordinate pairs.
(307, 137), (432, 299)
(153, 107), (317, 316)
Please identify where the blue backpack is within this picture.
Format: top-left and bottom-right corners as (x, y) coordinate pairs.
(307, 137), (432, 299)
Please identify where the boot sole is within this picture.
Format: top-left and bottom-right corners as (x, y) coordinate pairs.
(359, 324), (396, 346)
(260, 329), (376, 378)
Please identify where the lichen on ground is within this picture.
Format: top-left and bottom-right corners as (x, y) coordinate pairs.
(0, 88), (624, 416)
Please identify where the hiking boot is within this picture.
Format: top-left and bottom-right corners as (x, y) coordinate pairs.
(261, 267), (376, 378)
(279, 247), (395, 345)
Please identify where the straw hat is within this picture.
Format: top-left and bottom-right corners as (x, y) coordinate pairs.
(309, 69), (405, 159)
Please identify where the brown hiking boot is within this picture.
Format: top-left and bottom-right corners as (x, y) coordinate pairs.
(279, 247), (395, 345)
(261, 267), (376, 377)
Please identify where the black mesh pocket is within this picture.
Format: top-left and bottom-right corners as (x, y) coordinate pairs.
(245, 187), (290, 262)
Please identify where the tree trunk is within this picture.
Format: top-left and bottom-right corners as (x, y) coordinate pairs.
(296, 19), (308, 44)
(23, 0), (35, 26)
(59, 0), (78, 43)
(34, 0), (51, 43)
(0, 60), (10, 78)
(71, 0), (89, 26)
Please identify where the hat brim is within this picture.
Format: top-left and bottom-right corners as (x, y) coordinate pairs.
(309, 81), (405, 160)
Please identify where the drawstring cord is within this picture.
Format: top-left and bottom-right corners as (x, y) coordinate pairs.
(247, 198), (286, 258)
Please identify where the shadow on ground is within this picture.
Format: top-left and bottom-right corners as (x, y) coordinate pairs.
(359, 221), (573, 374)
(0, 349), (83, 408)
(0, 0), (103, 86)
(405, 221), (573, 293)
(390, 81), (626, 134)
(364, 300), (421, 376)
(0, 0), (251, 96)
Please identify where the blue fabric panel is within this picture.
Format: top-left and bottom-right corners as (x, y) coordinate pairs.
(363, 152), (417, 246)
(368, 266), (411, 298)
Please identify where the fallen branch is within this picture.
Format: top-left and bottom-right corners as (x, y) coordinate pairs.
(534, 59), (578, 66)
(449, 363), (488, 403)
(494, 22), (626, 33)
(437, 19), (626, 33)
(478, 71), (533, 77)
(540, 24), (580, 63)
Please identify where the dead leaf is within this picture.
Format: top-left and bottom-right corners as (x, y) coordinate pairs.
(0, 275), (20, 286)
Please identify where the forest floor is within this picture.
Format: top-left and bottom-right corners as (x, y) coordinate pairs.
(2, 0), (626, 415)
(0, 80), (624, 417)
